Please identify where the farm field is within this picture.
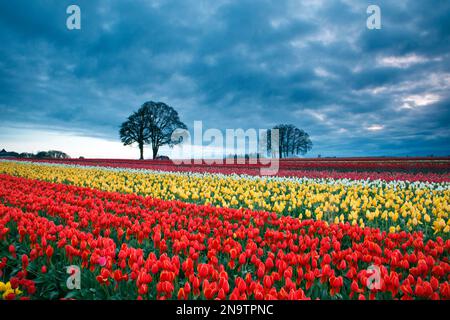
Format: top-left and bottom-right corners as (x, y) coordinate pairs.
(16, 157), (450, 182)
(0, 158), (449, 300)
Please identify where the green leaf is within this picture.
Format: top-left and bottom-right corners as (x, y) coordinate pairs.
(64, 290), (81, 299)
(48, 291), (59, 300)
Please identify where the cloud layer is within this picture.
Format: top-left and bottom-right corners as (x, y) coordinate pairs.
(0, 0), (449, 157)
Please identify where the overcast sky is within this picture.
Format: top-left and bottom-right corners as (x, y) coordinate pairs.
(0, 0), (449, 158)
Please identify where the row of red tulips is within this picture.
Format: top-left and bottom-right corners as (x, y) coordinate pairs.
(15, 157), (450, 170)
(15, 156), (450, 164)
(0, 174), (449, 300)
(5, 158), (450, 182)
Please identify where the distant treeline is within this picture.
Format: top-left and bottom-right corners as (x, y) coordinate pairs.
(0, 149), (70, 159)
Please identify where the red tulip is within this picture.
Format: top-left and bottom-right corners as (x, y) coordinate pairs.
(217, 288), (226, 299)
(198, 263), (209, 278)
(21, 254), (29, 270)
(4, 292), (16, 300)
(10, 277), (19, 289)
(263, 275), (273, 289)
(183, 282), (191, 294)
(238, 253), (246, 264)
(8, 244), (16, 258)
(177, 288), (187, 299)
(138, 284), (148, 295)
(45, 245), (54, 259)
(351, 280), (361, 293)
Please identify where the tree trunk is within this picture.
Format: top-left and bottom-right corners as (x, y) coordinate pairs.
(139, 143), (144, 160)
(152, 146), (158, 159)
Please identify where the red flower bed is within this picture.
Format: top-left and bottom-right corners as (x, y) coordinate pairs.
(0, 174), (449, 300)
(5, 157), (450, 182)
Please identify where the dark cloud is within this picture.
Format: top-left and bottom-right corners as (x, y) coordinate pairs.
(0, 0), (449, 156)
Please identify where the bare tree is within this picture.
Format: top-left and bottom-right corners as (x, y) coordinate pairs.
(120, 101), (187, 160)
(267, 124), (312, 158)
(35, 150), (70, 159)
(119, 106), (150, 160)
(47, 150), (70, 159)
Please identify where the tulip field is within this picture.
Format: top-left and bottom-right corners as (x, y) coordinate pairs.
(0, 158), (449, 300)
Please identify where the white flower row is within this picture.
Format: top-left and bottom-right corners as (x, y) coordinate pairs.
(1, 159), (449, 191)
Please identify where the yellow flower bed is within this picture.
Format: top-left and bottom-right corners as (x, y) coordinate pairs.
(0, 161), (448, 238)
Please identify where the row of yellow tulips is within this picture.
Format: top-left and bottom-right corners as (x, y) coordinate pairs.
(0, 161), (448, 237)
